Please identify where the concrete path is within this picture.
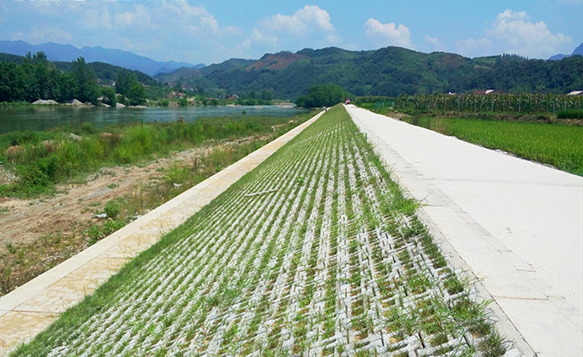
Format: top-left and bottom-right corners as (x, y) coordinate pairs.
(0, 112), (323, 356)
(346, 105), (582, 357)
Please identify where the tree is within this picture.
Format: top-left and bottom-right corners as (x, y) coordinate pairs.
(56, 72), (77, 103)
(260, 89), (273, 101)
(115, 72), (131, 97)
(295, 84), (351, 107)
(116, 72), (144, 105)
(128, 82), (145, 106)
(0, 62), (25, 102)
(101, 87), (117, 106)
(28, 52), (59, 100)
(72, 57), (99, 104)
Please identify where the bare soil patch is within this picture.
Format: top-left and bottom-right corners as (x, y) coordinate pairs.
(0, 136), (266, 295)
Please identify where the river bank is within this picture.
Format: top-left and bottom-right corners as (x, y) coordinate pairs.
(0, 104), (307, 135)
(0, 136), (266, 295)
(0, 112), (314, 295)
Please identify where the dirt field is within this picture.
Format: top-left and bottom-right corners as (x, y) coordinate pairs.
(0, 136), (258, 261)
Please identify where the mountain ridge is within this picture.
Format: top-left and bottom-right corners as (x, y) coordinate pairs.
(155, 46), (582, 98)
(549, 42), (583, 60)
(0, 40), (205, 76)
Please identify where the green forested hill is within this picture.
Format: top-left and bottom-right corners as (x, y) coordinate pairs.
(0, 52), (157, 86)
(155, 46), (583, 98)
(0, 52), (158, 103)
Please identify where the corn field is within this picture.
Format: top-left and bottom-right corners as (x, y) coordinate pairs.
(358, 94), (583, 115)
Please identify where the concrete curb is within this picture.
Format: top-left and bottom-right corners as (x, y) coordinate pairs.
(0, 111), (323, 356)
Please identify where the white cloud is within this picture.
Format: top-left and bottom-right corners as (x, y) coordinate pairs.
(456, 37), (493, 57)
(85, 8), (113, 29)
(424, 35), (445, 52)
(457, 9), (572, 58)
(364, 18), (413, 49)
(261, 5), (334, 35)
(10, 26), (73, 44)
(113, 4), (151, 29)
(240, 5), (339, 55)
(21, 0), (83, 16)
(158, 2), (239, 37)
(326, 34), (341, 44)
(241, 28), (278, 50)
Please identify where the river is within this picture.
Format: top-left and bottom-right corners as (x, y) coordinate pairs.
(0, 105), (309, 135)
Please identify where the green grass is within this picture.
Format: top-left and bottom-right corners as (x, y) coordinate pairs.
(405, 116), (583, 176)
(0, 134), (286, 297)
(9, 106), (505, 356)
(0, 114), (313, 197)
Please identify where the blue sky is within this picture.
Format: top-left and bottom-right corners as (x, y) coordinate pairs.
(1, 0), (581, 64)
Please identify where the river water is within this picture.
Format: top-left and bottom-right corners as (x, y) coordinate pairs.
(0, 105), (309, 135)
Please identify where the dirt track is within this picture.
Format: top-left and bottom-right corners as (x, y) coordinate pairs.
(0, 145), (217, 256)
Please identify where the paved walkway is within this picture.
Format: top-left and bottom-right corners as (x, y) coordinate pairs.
(346, 105), (582, 357)
(0, 112), (323, 356)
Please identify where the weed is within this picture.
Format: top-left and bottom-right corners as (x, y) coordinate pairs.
(479, 331), (508, 357)
(104, 201), (121, 219)
(6, 242), (16, 254)
(103, 220), (125, 236)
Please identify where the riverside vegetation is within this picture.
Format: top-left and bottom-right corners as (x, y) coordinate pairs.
(0, 113), (313, 295)
(11, 106), (506, 356)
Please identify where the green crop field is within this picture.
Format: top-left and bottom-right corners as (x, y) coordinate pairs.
(11, 106), (505, 356)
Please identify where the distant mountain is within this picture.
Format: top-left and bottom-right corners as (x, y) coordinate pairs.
(549, 42), (583, 60)
(156, 46), (583, 98)
(0, 40), (205, 76)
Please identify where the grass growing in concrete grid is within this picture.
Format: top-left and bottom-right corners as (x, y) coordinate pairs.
(11, 105), (506, 356)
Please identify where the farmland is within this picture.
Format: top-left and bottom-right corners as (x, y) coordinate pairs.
(11, 106), (504, 356)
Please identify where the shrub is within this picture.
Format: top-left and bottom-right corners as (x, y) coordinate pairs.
(113, 145), (133, 164)
(104, 201), (120, 219)
(56, 141), (82, 177)
(86, 225), (102, 245)
(103, 220), (125, 235)
(80, 122), (97, 135)
(16, 156), (59, 193)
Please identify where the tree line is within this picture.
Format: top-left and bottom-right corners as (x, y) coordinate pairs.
(0, 52), (146, 105)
